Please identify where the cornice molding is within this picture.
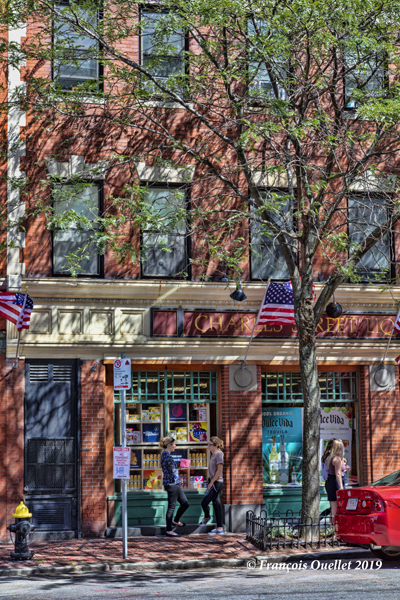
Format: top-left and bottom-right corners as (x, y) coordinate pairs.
(22, 278), (400, 311)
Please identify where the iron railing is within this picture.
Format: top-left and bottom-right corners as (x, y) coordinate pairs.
(246, 509), (343, 551)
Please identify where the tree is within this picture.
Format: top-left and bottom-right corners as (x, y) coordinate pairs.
(3, 0), (400, 524)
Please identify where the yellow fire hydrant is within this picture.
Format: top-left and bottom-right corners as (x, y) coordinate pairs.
(7, 501), (35, 560)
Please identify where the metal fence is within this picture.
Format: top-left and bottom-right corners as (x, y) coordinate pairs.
(246, 510), (343, 551)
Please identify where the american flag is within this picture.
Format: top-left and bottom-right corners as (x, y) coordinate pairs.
(0, 292), (34, 331)
(394, 308), (400, 333)
(256, 281), (316, 326)
(256, 281), (296, 325)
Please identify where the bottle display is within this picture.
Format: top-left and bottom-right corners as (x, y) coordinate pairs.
(279, 435), (289, 485)
(269, 436), (279, 484)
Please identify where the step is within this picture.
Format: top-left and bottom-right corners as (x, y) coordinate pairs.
(106, 523), (216, 537)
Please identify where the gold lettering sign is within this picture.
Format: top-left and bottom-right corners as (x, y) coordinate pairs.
(195, 314), (208, 333)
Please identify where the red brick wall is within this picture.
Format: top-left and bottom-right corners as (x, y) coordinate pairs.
(359, 365), (400, 485)
(0, 358), (25, 541)
(80, 360), (107, 537)
(220, 365), (263, 506)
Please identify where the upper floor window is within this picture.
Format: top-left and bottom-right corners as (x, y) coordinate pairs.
(141, 186), (187, 278)
(248, 20), (286, 102)
(53, 4), (99, 90)
(348, 195), (390, 280)
(52, 184), (102, 276)
(344, 50), (385, 109)
(141, 10), (185, 93)
(250, 190), (291, 280)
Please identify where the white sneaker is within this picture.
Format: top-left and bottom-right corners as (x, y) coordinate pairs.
(208, 528), (224, 535)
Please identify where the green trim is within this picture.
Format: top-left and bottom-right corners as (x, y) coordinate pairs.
(262, 371), (358, 404)
(114, 371), (218, 404)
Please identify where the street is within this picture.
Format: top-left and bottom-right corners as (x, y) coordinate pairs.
(1, 558), (399, 600)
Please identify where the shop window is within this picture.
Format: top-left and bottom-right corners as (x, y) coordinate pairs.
(141, 10), (185, 95)
(141, 186), (188, 278)
(348, 195), (390, 281)
(113, 371), (218, 493)
(52, 184), (101, 276)
(262, 371), (358, 489)
(53, 4), (100, 91)
(250, 190), (291, 280)
(262, 371), (358, 403)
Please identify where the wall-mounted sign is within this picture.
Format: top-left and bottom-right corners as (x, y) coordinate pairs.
(152, 309), (398, 339)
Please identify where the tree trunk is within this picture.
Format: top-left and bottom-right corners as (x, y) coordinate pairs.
(298, 299), (321, 530)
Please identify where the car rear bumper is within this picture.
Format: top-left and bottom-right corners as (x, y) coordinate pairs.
(335, 513), (392, 546)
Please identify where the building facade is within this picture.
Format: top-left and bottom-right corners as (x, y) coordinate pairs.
(1, 278), (400, 539)
(2, 9), (400, 540)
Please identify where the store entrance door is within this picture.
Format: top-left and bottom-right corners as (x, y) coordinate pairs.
(24, 360), (79, 538)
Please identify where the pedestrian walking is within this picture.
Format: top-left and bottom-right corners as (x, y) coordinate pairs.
(160, 436), (189, 537)
(325, 439), (345, 519)
(200, 436), (224, 535)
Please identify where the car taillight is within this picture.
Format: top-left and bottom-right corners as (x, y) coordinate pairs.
(385, 499), (400, 509)
(361, 497), (385, 513)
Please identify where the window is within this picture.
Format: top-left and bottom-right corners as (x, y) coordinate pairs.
(113, 371), (218, 492)
(262, 371), (359, 403)
(248, 20), (286, 101)
(141, 10), (185, 92)
(344, 50), (385, 109)
(348, 195), (390, 280)
(52, 184), (101, 276)
(262, 371), (359, 487)
(53, 4), (99, 90)
(250, 190), (291, 280)
(141, 186), (187, 278)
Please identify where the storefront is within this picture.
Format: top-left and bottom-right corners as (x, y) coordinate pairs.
(3, 279), (400, 539)
(108, 368), (219, 529)
(107, 366), (362, 526)
(262, 369), (360, 517)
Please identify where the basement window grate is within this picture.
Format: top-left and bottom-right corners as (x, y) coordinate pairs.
(37, 508), (65, 525)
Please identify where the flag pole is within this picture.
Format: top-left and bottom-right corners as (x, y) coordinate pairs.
(12, 289), (28, 369)
(381, 306), (400, 366)
(241, 281), (270, 369)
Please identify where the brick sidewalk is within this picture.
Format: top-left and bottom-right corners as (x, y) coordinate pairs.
(0, 535), (359, 572)
(0, 535), (256, 570)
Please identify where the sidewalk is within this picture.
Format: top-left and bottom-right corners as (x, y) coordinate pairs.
(0, 535), (372, 577)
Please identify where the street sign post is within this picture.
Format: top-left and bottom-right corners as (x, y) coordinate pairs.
(114, 355), (131, 559)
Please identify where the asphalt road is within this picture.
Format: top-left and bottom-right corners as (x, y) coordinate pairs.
(1, 558), (399, 600)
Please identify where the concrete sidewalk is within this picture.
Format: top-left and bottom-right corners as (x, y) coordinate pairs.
(0, 535), (372, 577)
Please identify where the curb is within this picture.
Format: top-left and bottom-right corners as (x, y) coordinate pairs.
(0, 547), (373, 577)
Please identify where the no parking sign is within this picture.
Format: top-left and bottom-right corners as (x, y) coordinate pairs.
(113, 358), (131, 390)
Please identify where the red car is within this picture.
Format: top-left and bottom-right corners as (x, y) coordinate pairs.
(335, 470), (400, 561)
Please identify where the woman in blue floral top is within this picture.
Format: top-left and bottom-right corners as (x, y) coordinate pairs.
(160, 436), (190, 536)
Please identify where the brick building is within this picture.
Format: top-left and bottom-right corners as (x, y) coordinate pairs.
(1, 7), (400, 540)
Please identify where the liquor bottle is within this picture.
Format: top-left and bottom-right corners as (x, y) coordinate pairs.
(291, 470), (297, 484)
(269, 436), (279, 484)
(279, 435), (289, 485)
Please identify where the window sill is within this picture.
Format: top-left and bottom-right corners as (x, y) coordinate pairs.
(139, 99), (194, 110)
(56, 95), (106, 105)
